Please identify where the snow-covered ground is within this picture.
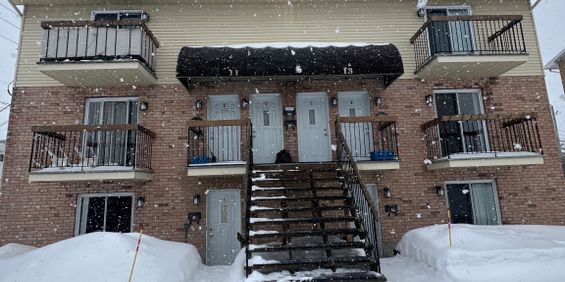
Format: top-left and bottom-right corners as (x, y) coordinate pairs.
(1, 225), (565, 282)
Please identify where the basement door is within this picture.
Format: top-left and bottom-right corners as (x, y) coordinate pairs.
(207, 95), (241, 162)
(338, 91), (373, 160)
(446, 181), (501, 225)
(296, 92), (331, 162)
(206, 189), (241, 265)
(250, 94), (283, 164)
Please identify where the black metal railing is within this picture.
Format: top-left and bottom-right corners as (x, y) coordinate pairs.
(421, 113), (543, 160)
(411, 15), (527, 72)
(335, 125), (382, 273)
(336, 116), (399, 161)
(243, 121), (253, 277)
(40, 20), (159, 73)
(187, 119), (250, 165)
(29, 124), (155, 172)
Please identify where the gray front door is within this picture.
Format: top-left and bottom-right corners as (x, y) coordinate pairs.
(206, 189), (241, 265)
(338, 91), (373, 159)
(207, 95), (241, 162)
(296, 92), (331, 162)
(250, 94), (283, 164)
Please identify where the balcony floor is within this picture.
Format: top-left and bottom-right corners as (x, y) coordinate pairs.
(415, 54), (528, 80)
(38, 60), (156, 87)
(427, 151), (544, 170)
(29, 166), (153, 182)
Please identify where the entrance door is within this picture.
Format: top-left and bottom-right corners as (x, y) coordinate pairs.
(446, 181), (501, 225)
(206, 189), (241, 265)
(85, 98), (139, 166)
(207, 95), (241, 162)
(338, 91), (372, 160)
(250, 94), (283, 164)
(296, 93), (331, 162)
(435, 91), (487, 156)
(427, 7), (474, 54)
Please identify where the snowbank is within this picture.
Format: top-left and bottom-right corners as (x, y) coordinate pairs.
(390, 224), (565, 282)
(0, 232), (204, 282)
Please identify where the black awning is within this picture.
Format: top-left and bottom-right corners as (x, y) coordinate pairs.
(176, 43), (404, 89)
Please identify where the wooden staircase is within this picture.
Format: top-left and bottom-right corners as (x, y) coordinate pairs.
(244, 163), (386, 281)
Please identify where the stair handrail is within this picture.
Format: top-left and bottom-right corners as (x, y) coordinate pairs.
(243, 119), (254, 277)
(335, 122), (382, 273)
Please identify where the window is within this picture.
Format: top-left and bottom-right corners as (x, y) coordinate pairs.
(434, 90), (488, 155)
(426, 6), (474, 54)
(76, 193), (134, 235)
(92, 10), (148, 21)
(84, 98), (139, 166)
(445, 181), (501, 225)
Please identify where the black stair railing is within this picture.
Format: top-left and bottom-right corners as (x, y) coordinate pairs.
(243, 120), (253, 277)
(335, 123), (382, 273)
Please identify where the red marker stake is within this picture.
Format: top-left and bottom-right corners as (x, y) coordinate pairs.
(128, 229), (144, 282)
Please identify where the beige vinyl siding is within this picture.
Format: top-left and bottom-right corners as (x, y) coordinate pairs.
(14, 0), (543, 87)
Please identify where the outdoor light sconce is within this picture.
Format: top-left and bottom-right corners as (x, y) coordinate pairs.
(375, 96), (382, 107)
(240, 99), (249, 108)
(417, 8), (426, 17)
(385, 204), (399, 216)
(331, 97), (338, 107)
(195, 99), (204, 110)
(136, 196), (145, 207)
(383, 187), (392, 198)
(435, 186), (445, 197)
(140, 102), (149, 111)
(425, 95), (434, 107)
(192, 194), (201, 206)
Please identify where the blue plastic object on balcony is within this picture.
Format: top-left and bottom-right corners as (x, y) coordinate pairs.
(191, 156), (210, 164)
(370, 150), (395, 161)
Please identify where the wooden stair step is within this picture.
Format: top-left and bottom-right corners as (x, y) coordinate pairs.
(251, 186), (344, 192)
(251, 195), (351, 204)
(247, 241), (368, 253)
(251, 205), (353, 213)
(246, 255), (374, 271)
(249, 228), (366, 239)
(249, 216), (358, 225)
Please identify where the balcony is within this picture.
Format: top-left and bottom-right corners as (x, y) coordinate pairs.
(410, 15), (528, 79)
(336, 116), (400, 171)
(187, 119), (251, 177)
(38, 20), (159, 87)
(29, 124), (155, 182)
(421, 113), (544, 170)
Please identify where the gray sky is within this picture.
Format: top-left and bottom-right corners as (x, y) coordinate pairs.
(0, 0), (562, 140)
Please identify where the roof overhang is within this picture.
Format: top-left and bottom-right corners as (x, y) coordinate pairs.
(176, 43), (404, 89)
(545, 48), (565, 70)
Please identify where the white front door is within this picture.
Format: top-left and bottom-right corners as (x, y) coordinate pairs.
(296, 92), (331, 162)
(206, 189), (241, 265)
(207, 95), (241, 162)
(250, 94), (283, 164)
(338, 91), (373, 160)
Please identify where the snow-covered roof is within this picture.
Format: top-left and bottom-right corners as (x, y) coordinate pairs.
(200, 42), (389, 49)
(545, 48), (565, 70)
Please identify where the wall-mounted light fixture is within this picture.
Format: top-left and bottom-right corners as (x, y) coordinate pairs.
(140, 102), (149, 111)
(195, 99), (203, 110)
(417, 8), (426, 17)
(425, 95), (434, 107)
(435, 186), (445, 197)
(383, 187), (392, 198)
(375, 96), (382, 107)
(240, 99), (249, 108)
(331, 97), (338, 107)
(192, 194), (201, 206)
(137, 196), (146, 207)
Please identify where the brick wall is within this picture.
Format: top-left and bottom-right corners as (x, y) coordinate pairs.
(1, 76), (564, 258)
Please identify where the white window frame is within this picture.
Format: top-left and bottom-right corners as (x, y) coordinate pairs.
(91, 10), (149, 21)
(75, 192), (135, 236)
(432, 89), (490, 155)
(444, 180), (502, 225)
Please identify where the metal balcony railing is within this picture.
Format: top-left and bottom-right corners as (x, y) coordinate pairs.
(336, 116), (399, 161)
(40, 20), (159, 73)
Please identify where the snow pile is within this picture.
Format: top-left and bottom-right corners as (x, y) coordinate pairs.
(389, 224), (565, 282)
(0, 232), (206, 282)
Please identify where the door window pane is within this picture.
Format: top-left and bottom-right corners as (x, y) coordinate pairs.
(470, 183), (500, 225)
(447, 184), (474, 224)
(77, 195), (133, 235)
(309, 109), (316, 125)
(263, 110), (270, 126)
(348, 108), (356, 117)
